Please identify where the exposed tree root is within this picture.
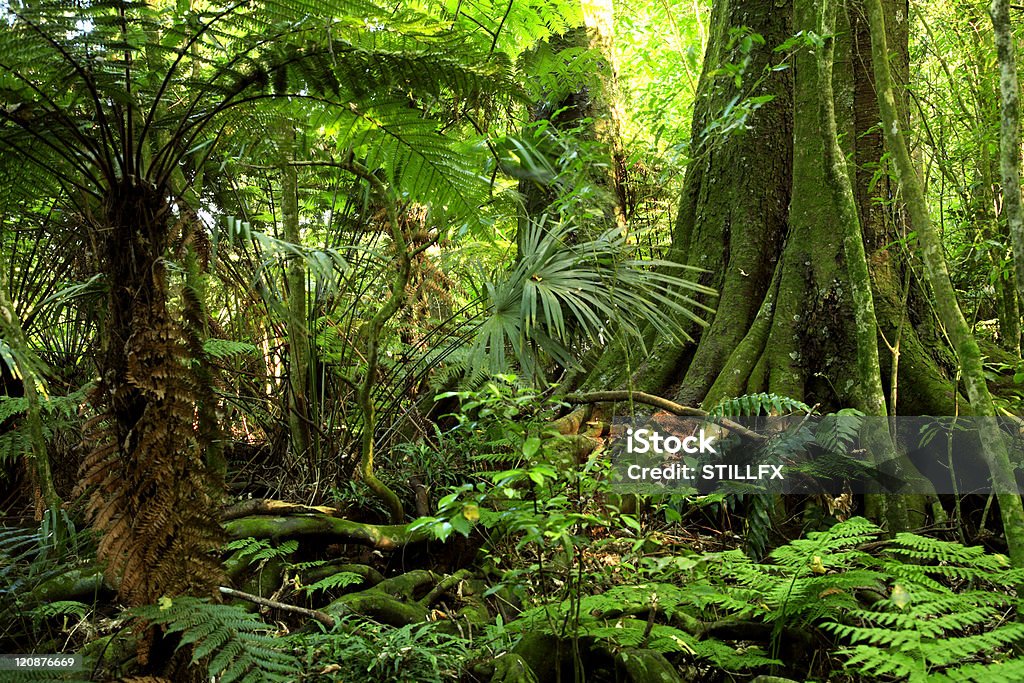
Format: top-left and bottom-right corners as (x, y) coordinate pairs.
(614, 648), (685, 683)
(220, 498), (343, 521)
(324, 570), (438, 626)
(222, 514), (427, 550)
(551, 405), (593, 435)
(481, 653), (540, 683)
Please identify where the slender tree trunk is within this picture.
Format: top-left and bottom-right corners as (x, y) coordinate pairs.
(280, 127), (312, 471)
(516, 15), (628, 257)
(83, 183), (224, 605)
(345, 161), (407, 524)
(867, 0), (1024, 564)
(990, 0), (1024, 336)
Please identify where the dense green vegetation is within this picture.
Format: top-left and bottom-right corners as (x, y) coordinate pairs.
(5, 0), (1024, 681)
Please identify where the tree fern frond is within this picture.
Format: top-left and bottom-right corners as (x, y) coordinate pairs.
(317, 98), (488, 220)
(130, 597), (297, 683)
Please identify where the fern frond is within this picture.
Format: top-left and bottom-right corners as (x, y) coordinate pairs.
(130, 597), (297, 683)
(302, 571), (364, 595)
(708, 392), (811, 417)
(315, 98), (488, 220)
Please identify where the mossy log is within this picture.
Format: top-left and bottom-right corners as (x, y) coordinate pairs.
(323, 570), (438, 626)
(222, 514), (427, 550)
(487, 653), (540, 683)
(31, 564), (108, 602)
(614, 648), (685, 683)
(325, 591), (428, 626)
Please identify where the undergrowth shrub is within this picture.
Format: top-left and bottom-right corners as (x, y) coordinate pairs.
(692, 517), (1024, 680)
(0, 522), (94, 653)
(290, 617), (467, 682)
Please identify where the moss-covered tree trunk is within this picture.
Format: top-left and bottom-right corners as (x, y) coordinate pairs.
(585, 0), (960, 421)
(516, 9), (628, 254)
(817, 0), (907, 531)
(587, 0), (793, 399)
(990, 0), (1024, 352)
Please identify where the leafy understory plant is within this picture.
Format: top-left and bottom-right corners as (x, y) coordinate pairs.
(823, 533), (1024, 682)
(469, 217), (716, 383)
(291, 617), (467, 683)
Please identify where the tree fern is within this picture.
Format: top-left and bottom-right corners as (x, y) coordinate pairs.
(129, 597), (296, 683)
(435, 0), (584, 59)
(319, 99), (489, 221)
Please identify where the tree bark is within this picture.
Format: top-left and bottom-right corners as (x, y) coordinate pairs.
(587, 0), (793, 400)
(280, 126), (313, 472)
(990, 0), (1024, 336)
(817, 0), (907, 531)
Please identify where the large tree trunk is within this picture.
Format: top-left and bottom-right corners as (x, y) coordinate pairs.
(517, 14), (628, 249)
(585, 0), (961, 418)
(587, 0), (792, 397)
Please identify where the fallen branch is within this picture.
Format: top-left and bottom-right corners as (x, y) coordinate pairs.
(563, 390), (765, 441)
(219, 586), (336, 629)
